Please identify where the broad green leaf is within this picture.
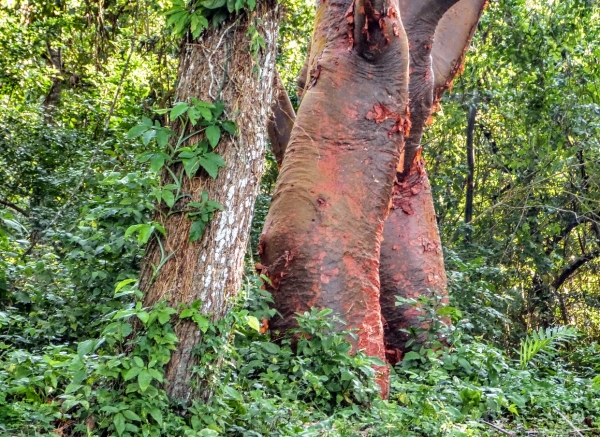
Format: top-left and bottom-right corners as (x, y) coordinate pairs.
(114, 412), (125, 436)
(403, 351), (422, 361)
(138, 370), (153, 392)
(142, 129), (156, 146)
(162, 190), (175, 208)
(126, 124), (148, 139)
(189, 220), (205, 242)
(201, 0), (226, 9)
(180, 308), (194, 319)
(221, 120), (237, 135)
(170, 102), (189, 120)
(77, 339), (94, 359)
(260, 342), (280, 354)
(192, 313), (209, 332)
(199, 153), (225, 178)
(148, 408), (163, 426)
(123, 366), (142, 381)
(156, 128), (173, 148)
(137, 224), (153, 245)
(205, 125), (221, 148)
(183, 157), (200, 179)
(247, 315), (260, 332)
(150, 153), (169, 172)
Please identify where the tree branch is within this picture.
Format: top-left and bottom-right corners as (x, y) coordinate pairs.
(0, 199), (29, 217)
(552, 250), (600, 291)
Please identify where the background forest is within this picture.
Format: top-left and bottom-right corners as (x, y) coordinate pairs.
(1, 0), (600, 436)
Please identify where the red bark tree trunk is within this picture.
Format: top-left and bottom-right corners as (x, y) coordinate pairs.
(380, 0), (487, 358)
(259, 0), (410, 396)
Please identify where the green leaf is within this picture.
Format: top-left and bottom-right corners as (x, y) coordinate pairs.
(205, 125), (221, 148)
(148, 408), (163, 426)
(137, 311), (150, 325)
(122, 410), (141, 422)
(150, 153), (169, 172)
(156, 128), (173, 148)
(170, 102), (189, 120)
(246, 0), (256, 10)
(115, 278), (137, 294)
(180, 308), (194, 319)
(260, 342), (280, 354)
(123, 366), (142, 381)
(138, 224), (153, 245)
(77, 339), (95, 359)
(138, 370), (153, 392)
(192, 313), (209, 332)
(403, 351), (422, 361)
(162, 190), (175, 208)
(127, 124), (148, 139)
(189, 220), (205, 242)
(114, 412), (126, 436)
(247, 315), (260, 332)
(221, 120), (237, 135)
(142, 129), (156, 146)
(183, 157), (201, 179)
(199, 152), (225, 178)
(201, 0), (226, 9)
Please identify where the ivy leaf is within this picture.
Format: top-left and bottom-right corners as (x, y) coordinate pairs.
(199, 153), (225, 178)
(206, 125), (221, 148)
(156, 128), (173, 148)
(126, 124), (148, 139)
(221, 120), (237, 135)
(170, 102), (189, 120)
(246, 0), (256, 10)
(138, 370), (153, 392)
(142, 129), (156, 146)
(162, 190), (175, 208)
(192, 313), (209, 333)
(189, 220), (206, 242)
(201, 0), (226, 9)
(183, 157), (200, 179)
(150, 153), (169, 172)
(234, 0), (245, 12)
(114, 413), (125, 436)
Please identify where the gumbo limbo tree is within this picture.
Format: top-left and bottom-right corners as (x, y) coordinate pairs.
(262, 0), (486, 394)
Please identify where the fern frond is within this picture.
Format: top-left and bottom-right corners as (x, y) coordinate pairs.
(519, 326), (578, 369)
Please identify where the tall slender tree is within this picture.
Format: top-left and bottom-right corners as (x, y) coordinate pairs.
(139, 2), (280, 402)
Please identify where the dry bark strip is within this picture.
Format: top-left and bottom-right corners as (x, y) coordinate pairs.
(259, 0), (410, 397)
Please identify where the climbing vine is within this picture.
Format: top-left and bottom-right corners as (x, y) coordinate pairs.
(126, 99), (237, 244)
(165, 0), (258, 39)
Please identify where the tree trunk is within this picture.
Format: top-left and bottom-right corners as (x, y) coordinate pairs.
(259, 0), (409, 397)
(380, 0), (486, 357)
(139, 2), (280, 403)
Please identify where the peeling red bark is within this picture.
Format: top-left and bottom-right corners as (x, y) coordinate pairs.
(380, 0), (486, 355)
(260, 0), (409, 397)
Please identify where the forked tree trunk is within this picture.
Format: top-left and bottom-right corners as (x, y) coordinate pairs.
(259, 0), (409, 397)
(139, 2), (280, 402)
(380, 0), (487, 358)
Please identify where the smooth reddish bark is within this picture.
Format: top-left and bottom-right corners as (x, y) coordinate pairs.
(380, 0), (487, 358)
(260, 0), (409, 396)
